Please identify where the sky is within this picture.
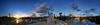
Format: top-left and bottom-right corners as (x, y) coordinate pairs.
(0, 0), (100, 16)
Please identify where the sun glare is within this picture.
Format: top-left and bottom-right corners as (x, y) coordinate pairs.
(12, 11), (29, 19)
(12, 11), (31, 23)
(13, 14), (22, 19)
(13, 13), (23, 19)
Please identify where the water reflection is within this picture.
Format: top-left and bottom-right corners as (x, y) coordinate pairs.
(15, 19), (23, 24)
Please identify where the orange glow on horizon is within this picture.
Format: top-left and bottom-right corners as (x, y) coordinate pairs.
(13, 14), (22, 19)
(12, 11), (29, 19)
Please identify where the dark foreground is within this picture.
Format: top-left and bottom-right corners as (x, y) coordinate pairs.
(0, 16), (99, 25)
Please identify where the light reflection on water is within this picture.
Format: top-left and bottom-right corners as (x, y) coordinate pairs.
(15, 19), (23, 24)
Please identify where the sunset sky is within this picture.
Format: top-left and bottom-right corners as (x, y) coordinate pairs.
(0, 0), (100, 16)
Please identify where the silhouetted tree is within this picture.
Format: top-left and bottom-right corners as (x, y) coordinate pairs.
(59, 12), (62, 16)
